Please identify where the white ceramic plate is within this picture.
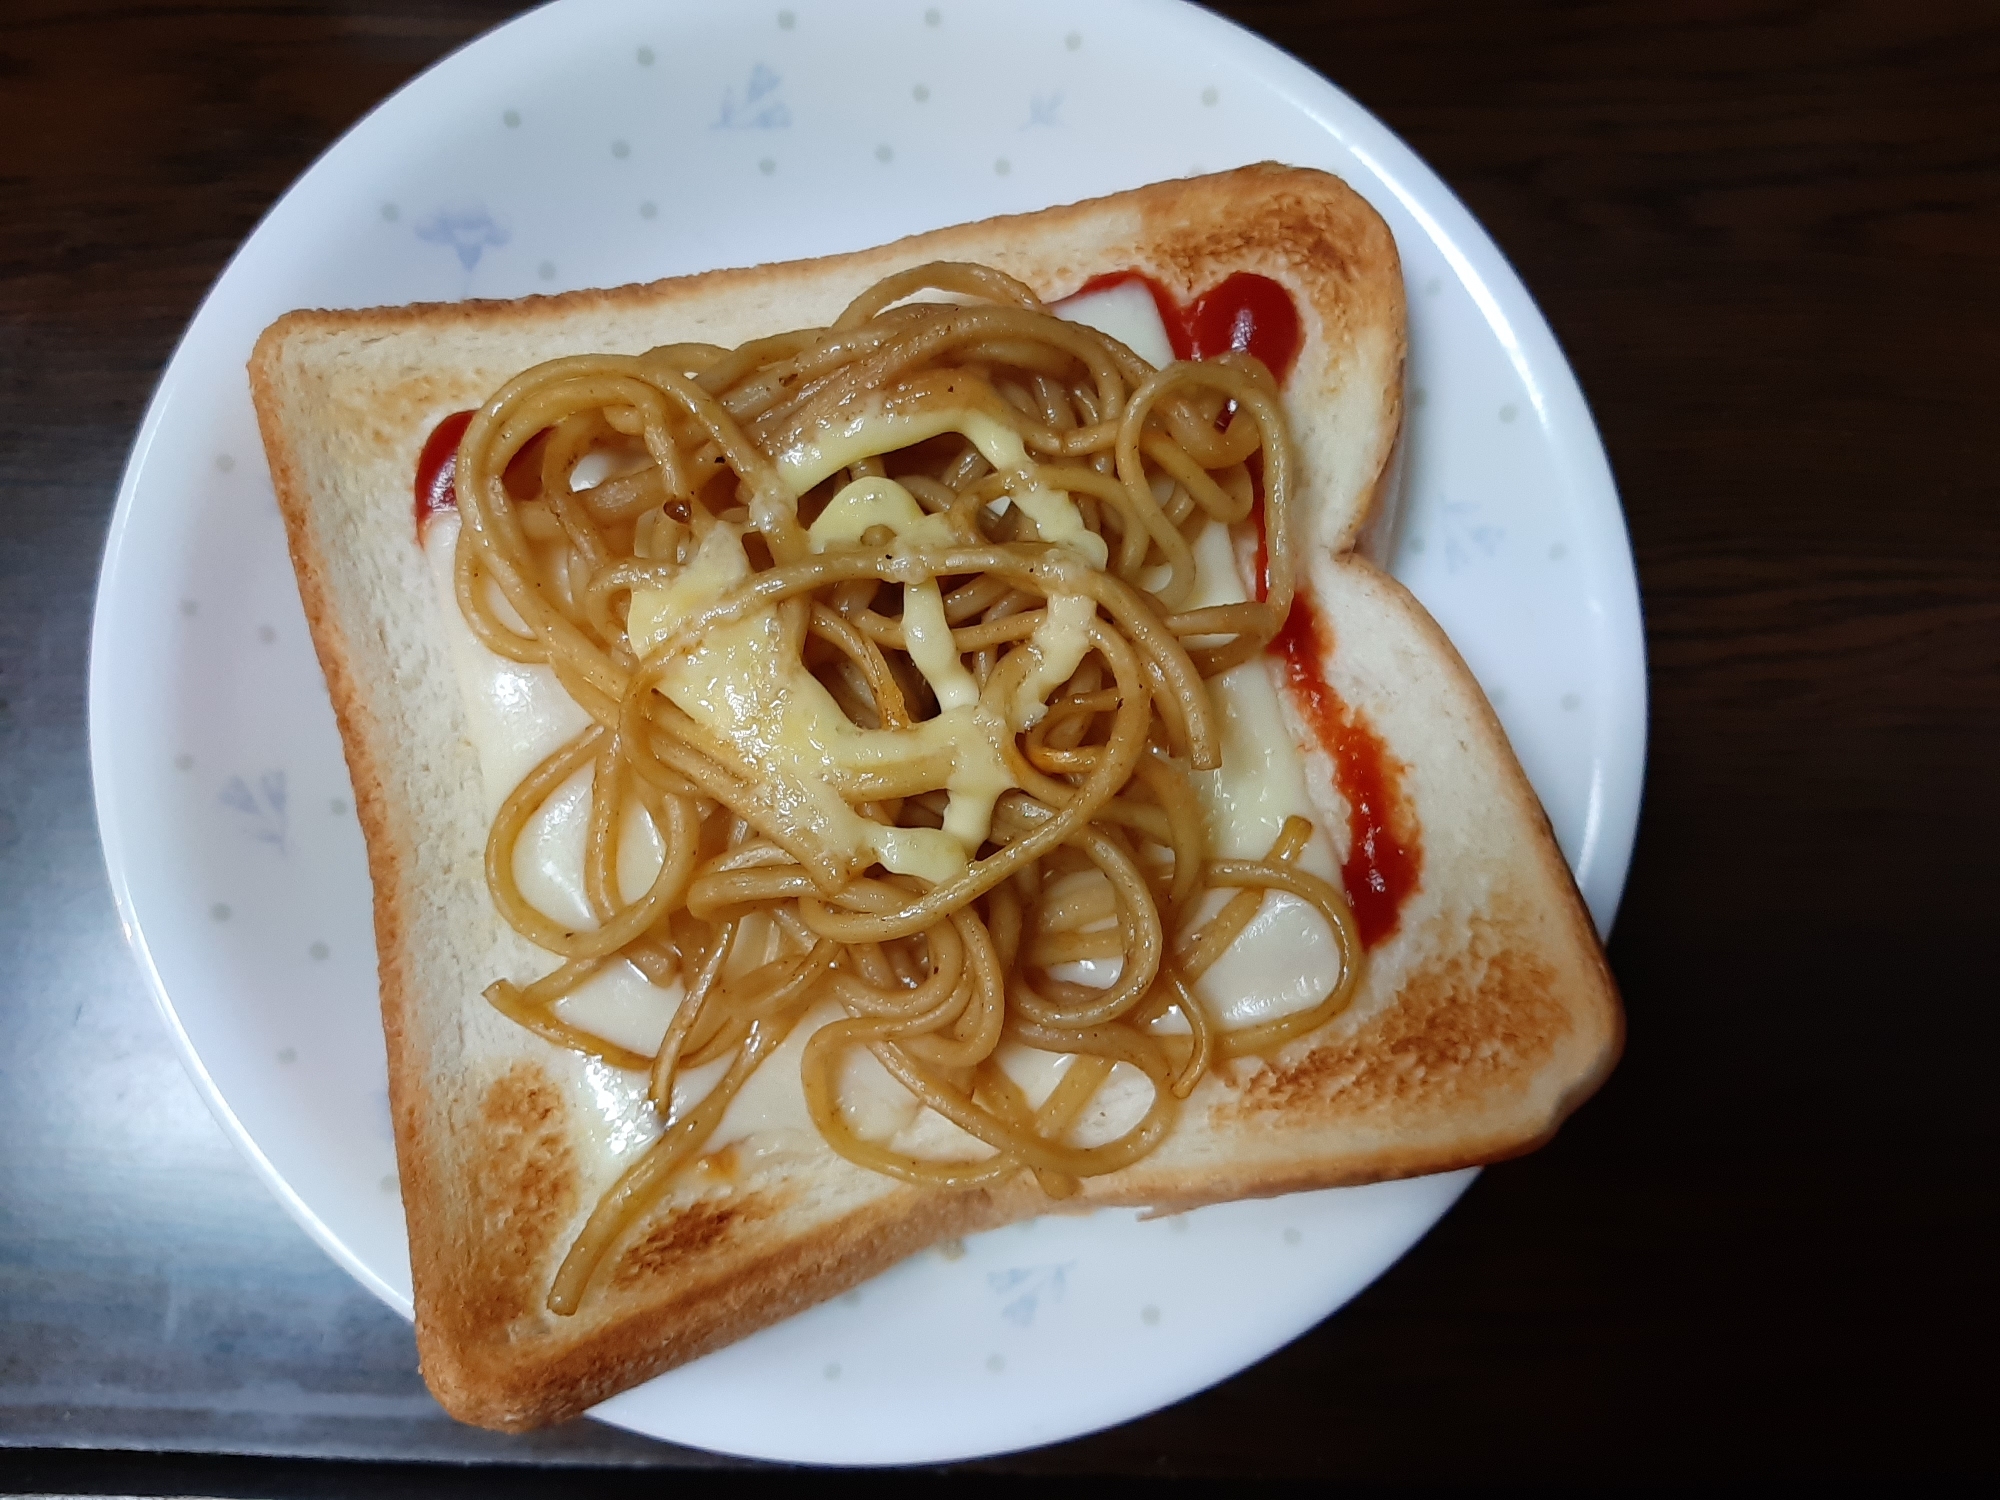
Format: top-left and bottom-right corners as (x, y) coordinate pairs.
(89, 0), (1644, 1467)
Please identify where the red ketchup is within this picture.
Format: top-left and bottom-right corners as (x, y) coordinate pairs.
(1067, 269), (1303, 381)
(414, 409), (549, 536)
(1271, 596), (1423, 948)
(414, 409), (474, 532)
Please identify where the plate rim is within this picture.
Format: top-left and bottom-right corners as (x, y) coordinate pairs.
(87, 0), (1645, 1463)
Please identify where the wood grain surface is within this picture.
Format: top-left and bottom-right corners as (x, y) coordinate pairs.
(1, 0), (1994, 1488)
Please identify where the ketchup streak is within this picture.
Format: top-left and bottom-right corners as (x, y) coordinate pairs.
(1271, 597), (1422, 949)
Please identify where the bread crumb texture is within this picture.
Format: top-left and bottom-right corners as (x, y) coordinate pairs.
(1234, 906), (1572, 1121)
(1143, 175), (1384, 292)
(614, 1193), (779, 1289)
(463, 1064), (577, 1331)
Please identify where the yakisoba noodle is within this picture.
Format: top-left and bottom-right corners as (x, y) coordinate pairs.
(447, 262), (1362, 1315)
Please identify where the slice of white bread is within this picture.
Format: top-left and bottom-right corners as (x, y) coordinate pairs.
(249, 164), (1620, 1430)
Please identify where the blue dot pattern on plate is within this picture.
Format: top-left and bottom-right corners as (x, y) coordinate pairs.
(987, 1262), (1071, 1328)
(715, 63), (790, 129)
(415, 206), (508, 272)
(219, 771), (287, 853)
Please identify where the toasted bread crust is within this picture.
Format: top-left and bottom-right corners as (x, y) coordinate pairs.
(250, 165), (1616, 1430)
(416, 1072), (1046, 1429)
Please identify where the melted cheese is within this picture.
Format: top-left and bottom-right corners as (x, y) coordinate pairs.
(1010, 592), (1096, 727)
(1055, 280), (1178, 369)
(425, 510), (589, 811)
(777, 401), (1108, 568)
(807, 478), (976, 710)
(625, 520), (1010, 885)
(806, 474), (954, 549)
(625, 470), (1104, 888)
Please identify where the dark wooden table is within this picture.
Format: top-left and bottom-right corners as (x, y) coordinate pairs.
(3, 0), (1994, 1490)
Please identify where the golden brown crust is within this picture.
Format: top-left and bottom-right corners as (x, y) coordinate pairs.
(249, 165), (1616, 1431)
(421, 1176), (1048, 1430)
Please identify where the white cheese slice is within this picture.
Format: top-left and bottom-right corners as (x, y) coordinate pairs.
(1055, 279), (1178, 369)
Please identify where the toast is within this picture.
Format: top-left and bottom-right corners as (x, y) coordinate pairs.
(249, 164), (1621, 1430)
